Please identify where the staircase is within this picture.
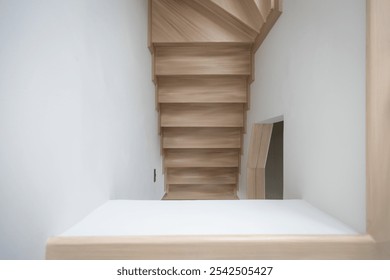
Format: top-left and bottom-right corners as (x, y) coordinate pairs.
(149, 0), (282, 200)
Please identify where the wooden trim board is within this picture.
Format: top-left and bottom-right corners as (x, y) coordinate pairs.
(366, 0), (390, 249)
(46, 235), (375, 260)
(253, 0), (282, 52)
(247, 124), (273, 199)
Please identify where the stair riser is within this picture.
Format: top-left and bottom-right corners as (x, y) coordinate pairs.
(155, 45), (251, 76)
(161, 104), (244, 127)
(164, 184), (237, 200)
(158, 76), (247, 103)
(164, 149), (239, 168)
(167, 168), (238, 185)
(162, 128), (242, 149)
(169, 184), (236, 193)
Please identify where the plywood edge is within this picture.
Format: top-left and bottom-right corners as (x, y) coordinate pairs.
(46, 234), (376, 260)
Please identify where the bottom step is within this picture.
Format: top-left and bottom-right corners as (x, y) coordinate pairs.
(163, 184), (238, 200)
(167, 167), (238, 184)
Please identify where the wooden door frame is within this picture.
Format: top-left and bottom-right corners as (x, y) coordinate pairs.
(247, 123), (273, 199)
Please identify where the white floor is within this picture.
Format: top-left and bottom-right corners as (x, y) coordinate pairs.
(61, 200), (358, 236)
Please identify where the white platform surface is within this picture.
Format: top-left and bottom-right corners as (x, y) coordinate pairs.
(61, 200), (358, 236)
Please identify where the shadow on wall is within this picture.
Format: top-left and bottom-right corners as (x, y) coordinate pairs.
(265, 121), (284, 199)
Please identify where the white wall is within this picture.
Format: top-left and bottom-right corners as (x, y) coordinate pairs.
(239, 0), (366, 232)
(0, 0), (163, 259)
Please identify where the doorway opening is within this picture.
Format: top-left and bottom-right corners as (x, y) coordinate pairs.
(246, 119), (284, 199)
(265, 121), (284, 199)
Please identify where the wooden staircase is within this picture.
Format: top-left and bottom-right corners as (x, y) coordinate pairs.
(149, 0), (282, 200)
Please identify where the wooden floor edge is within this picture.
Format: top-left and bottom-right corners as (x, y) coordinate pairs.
(46, 234), (375, 244)
(46, 234), (380, 260)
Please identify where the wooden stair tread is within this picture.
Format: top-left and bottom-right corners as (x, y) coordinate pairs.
(155, 44), (251, 76)
(160, 103), (244, 127)
(167, 167), (237, 184)
(157, 76), (247, 103)
(152, 0), (254, 43)
(164, 149), (239, 167)
(162, 128), (242, 149)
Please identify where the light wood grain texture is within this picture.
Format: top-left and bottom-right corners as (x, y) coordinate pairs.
(367, 0), (390, 245)
(253, 0), (282, 51)
(192, 0), (259, 39)
(160, 103), (244, 127)
(375, 241), (390, 259)
(257, 124), (273, 168)
(157, 76), (248, 103)
(46, 235), (375, 260)
(167, 167), (238, 185)
(155, 44), (251, 76)
(163, 184), (237, 200)
(246, 168), (256, 199)
(247, 124), (273, 199)
(209, 0), (264, 32)
(164, 149), (239, 168)
(255, 168), (265, 199)
(247, 124), (263, 168)
(254, 0), (273, 21)
(152, 0), (253, 43)
(162, 128), (242, 149)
